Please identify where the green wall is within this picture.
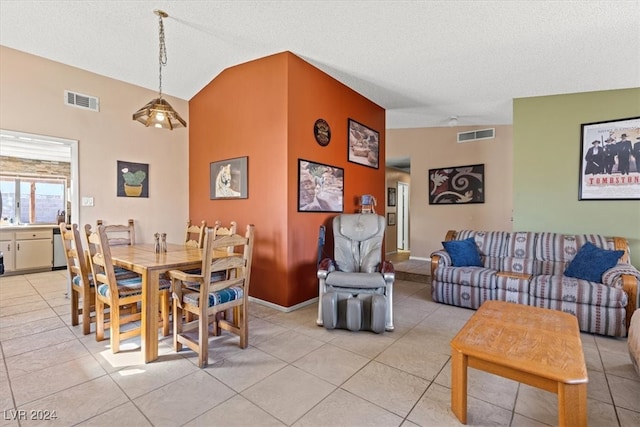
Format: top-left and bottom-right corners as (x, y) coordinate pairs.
(513, 88), (640, 269)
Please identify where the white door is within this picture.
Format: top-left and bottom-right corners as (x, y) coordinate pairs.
(397, 182), (409, 250)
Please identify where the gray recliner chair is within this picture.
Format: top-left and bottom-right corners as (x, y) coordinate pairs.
(316, 214), (395, 333)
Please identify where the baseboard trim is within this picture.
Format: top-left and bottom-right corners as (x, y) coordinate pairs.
(248, 296), (318, 313)
(409, 256), (431, 262)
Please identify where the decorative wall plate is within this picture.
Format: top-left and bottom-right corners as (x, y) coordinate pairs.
(314, 119), (331, 146)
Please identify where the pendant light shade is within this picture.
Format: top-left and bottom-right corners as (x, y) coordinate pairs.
(132, 10), (186, 130)
(133, 97), (186, 129)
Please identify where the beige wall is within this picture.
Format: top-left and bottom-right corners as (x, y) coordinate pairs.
(386, 125), (514, 260)
(513, 88), (640, 268)
(0, 47), (189, 243)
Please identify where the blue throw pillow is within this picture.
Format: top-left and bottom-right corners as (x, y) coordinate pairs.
(564, 242), (624, 282)
(442, 237), (483, 267)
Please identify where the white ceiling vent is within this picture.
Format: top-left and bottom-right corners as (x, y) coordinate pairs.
(457, 128), (495, 143)
(64, 90), (99, 112)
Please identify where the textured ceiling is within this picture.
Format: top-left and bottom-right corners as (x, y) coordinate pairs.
(0, 1), (639, 130)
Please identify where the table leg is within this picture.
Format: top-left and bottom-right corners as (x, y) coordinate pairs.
(558, 382), (587, 427)
(141, 270), (159, 363)
(451, 348), (468, 424)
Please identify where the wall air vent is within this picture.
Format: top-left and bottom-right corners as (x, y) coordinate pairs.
(457, 128), (495, 143)
(64, 90), (99, 112)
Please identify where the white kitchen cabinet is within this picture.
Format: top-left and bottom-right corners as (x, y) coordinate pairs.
(0, 231), (15, 273)
(0, 228), (53, 273)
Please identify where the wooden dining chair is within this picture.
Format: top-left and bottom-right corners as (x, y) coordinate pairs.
(168, 224), (255, 368)
(96, 219), (135, 246)
(60, 222), (95, 335)
(87, 225), (171, 351)
(84, 224), (139, 280)
(185, 220), (207, 248)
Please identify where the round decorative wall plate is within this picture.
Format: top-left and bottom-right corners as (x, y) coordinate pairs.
(314, 119), (331, 146)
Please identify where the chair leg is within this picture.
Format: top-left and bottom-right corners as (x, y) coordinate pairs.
(173, 298), (183, 352)
(239, 304), (248, 349)
(110, 304), (120, 354)
(96, 299), (105, 342)
(160, 290), (170, 337)
(198, 308), (209, 368)
(81, 292), (91, 335)
(71, 289), (79, 327)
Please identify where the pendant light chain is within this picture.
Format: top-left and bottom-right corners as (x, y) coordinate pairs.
(132, 9), (186, 129)
(158, 13), (167, 98)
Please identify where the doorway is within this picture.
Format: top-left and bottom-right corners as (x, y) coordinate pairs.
(397, 182), (409, 251)
(0, 129), (79, 224)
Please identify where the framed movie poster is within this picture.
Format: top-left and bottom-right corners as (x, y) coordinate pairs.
(579, 116), (640, 200)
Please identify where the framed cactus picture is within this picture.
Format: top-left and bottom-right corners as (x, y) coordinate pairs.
(117, 160), (149, 198)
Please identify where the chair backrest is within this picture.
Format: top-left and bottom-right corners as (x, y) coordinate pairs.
(185, 220), (207, 248)
(96, 219), (135, 246)
(86, 225), (120, 303)
(200, 224), (255, 298)
(60, 222), (91, 289)
(213, 220), (238, 253)
(332, 214), (385, 273)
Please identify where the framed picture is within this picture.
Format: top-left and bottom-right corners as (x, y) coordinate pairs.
(387, 212), (396, 226)
(429, 164), (485, 204)
(348, 118), (379, 169)
(210, 156), (248, 199)
(578, 116), (640, 201)
(387, 187), (396, 207)
(298, 159), (344, 212)
(117, 160), (149, 198)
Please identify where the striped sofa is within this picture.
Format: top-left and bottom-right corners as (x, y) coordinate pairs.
(430, 230), (640, 337)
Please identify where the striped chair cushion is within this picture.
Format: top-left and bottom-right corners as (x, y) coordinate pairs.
(183, 287), (244, 308)
(72, 275), (94, 287)
(97, 276), (143, 299)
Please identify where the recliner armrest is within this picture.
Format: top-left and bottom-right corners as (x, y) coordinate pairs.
(317, 257), (336, 279)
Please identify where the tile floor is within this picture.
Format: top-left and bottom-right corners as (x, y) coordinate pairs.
(1, 267), (639, 426)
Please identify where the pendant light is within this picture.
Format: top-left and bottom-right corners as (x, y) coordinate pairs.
(132, 10), (186, 130)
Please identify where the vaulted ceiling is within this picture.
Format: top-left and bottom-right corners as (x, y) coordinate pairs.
(1, 1), (638, 130)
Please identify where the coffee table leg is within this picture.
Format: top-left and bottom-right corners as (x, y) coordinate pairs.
(558, 382), (587, 427)
(451, 348), (468, 424)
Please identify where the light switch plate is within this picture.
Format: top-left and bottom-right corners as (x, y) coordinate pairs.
(82, 197), (94, 207)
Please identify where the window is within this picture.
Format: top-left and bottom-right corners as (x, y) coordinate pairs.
(1, 174), (67, 224)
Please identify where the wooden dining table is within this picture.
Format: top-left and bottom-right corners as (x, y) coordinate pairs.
(109, 243), (203, 363)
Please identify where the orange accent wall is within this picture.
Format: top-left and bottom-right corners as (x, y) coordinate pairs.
(189, 51), (385, 308)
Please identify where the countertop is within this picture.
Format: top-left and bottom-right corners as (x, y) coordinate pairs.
(0, 224), (59, 231)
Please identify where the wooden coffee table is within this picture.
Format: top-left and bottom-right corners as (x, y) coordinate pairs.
(450, 300), (588, 426)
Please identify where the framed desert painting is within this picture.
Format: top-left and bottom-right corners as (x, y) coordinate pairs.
(298, 159), (344, 212)
(347, 118), (379, 169)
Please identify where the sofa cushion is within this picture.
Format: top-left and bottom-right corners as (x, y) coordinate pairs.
(530, 275), (628, 308)
(531, 297), (627, 337)
(456, 230), (509, 258)
(564, 242), (624, 283)
(442, 237), (482, 267)
(433, 266), (497, 289)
